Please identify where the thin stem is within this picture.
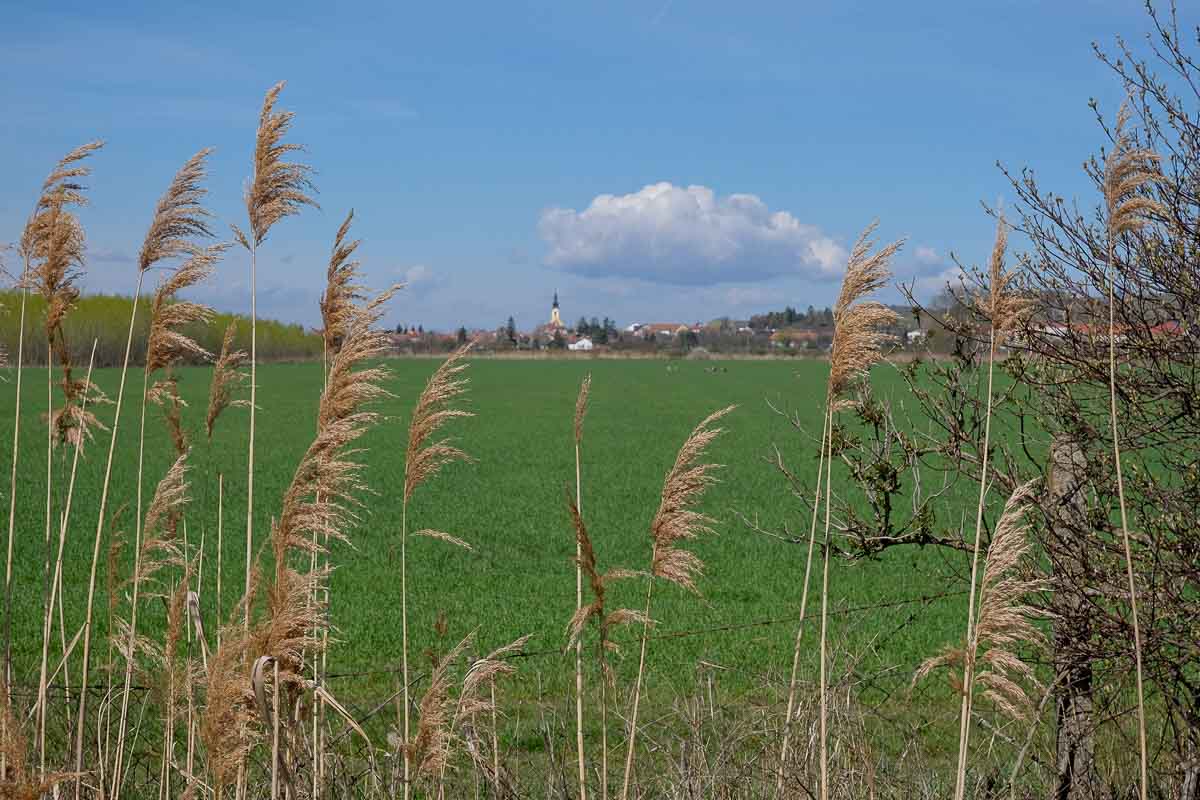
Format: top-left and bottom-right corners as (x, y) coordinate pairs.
(112, 365), (151, 798)
(575, 439), (587, 800)
(75, 269), (146, 793)
(954, 328), (997, 800)
(401, 497), (411, 800)
(246, 242), (258, 630)
(1107, 244), (1148, 800)
(38, 345), (52, 775)
(3, 284), (27, 699)
(619, 576), (654, 800)
(776, 401), (830, 796)
(818, 404), (834, 800)
(38, 341), (98, 775)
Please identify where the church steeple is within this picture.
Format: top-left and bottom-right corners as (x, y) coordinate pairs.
(549, 290), (563, 328)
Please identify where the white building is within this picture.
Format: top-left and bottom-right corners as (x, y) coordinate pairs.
(568, 337), (594, 352)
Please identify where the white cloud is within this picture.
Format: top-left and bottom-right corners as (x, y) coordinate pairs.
(397, 264), (442, 297)
(914, 245), (940, 266)
(538, 182), (846, 285)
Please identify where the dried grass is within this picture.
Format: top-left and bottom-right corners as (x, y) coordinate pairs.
(233, 81), (318, 250)
(1102, 101), (1165, 800)
(403, 343), (476, 503)
(205, 322), (249, 440)
(915, 482), (1046, 723)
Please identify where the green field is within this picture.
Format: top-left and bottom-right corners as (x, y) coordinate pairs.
(3, 358), (972, 724)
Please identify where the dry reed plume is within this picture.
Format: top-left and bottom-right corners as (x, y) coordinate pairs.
(320, 210), (365, 360)
(75, 148), (215, 791)
(206, 322), (249, 440)
(1102, 102), (1166, 800)
(816, 223), (901, 800)
(621, 405), (734, 800)
(915, 482), (1047, 720)
(399, 341), (475, 800)
(20, 140), (107, 450)
(201, 281), (397, 789)
(410, 632), (530, 796)
(235, 81), (317, 645)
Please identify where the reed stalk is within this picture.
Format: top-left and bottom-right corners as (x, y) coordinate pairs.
(573, 374), (591, 800)
(775, 398), (829, 796)
(814, 223), (901, 800)
(1102, 104), (1164, 800)
(400, 343), (475, 800)
(620, 406), (733, 800)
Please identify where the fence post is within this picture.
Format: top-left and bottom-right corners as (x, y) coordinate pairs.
(1049, 435), (1095, 800)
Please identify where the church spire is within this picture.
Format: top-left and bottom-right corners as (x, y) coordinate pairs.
(550, 290), (563, 328)
(553, 290), (559, 309)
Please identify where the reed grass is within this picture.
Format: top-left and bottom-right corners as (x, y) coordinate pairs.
(1102, 102), (1165, 800)
(400, 342), (474, 800)
(817, 223), (900, 800)
(620, 405), (733, 800)
(573, 373), (591, 800)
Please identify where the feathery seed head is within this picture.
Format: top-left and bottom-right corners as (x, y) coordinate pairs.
(975, 212), (1032, 335)
(649, 405), (735, 594)
(138, 149), (214, 272)
(237, 81), (317, 249)
(404, 343), (475, 503)
(914, 482), (1047, 721)
(145, 243), (226, 374)
(574, 373), (591, 445)
(206, 322), (249, 440)
(829, 223), (902, 403)
(1104, 103), (1166, 241)
(320, 210), (366, 360)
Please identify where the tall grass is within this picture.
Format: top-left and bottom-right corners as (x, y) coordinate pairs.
(816, 223), (900, 800)
(1102, 103), (1165, 800)
(399, 343), (474, 800)
(620, 405), (733, 800)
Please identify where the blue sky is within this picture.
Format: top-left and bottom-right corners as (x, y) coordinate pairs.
(0, 1), (1175, 330)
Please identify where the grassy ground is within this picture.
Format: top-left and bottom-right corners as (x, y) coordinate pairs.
(3, 358), (974, 729)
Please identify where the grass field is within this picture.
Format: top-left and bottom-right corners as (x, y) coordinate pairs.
(4, 357), (974, 724)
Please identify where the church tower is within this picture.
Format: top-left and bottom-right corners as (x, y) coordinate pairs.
(549, 290), (563, 328)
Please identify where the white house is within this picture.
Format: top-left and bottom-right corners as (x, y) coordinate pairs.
(568, 337), (594, 352)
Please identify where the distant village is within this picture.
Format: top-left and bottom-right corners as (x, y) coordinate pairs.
(385, 291), (940, 356)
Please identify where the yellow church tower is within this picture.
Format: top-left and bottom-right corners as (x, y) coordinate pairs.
(549, 290), (563, 328)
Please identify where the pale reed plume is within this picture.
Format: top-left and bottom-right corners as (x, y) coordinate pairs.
(6, 143), (99, 707)
(403, 343), (476, 503)
(572, 374), (591, 800)
(828, 224), (902, 407)
(21, 141), (107, 450)
(621, 406), (734, 800)
(76, 150), (214, 792)
(233, 81), (318, 251)
(915, 482), (1047, 720)
(816, 223), (902, 800)
(201, 285), (397, 785)
(319, 210), (365, 360)
(1103, 102), (1166, 800)
(145, 244), (224, 376)
(138, 149), (214, 271)
(400, 342), (475, 800)
(206, 322), (249, 440)
(566, 495), (645, 800)
(234, 82), (317, 646)
(411, 633), (474, 784)
(433, 634), (532, 796)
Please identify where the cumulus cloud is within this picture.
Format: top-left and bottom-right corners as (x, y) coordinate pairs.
(538, 182), (846, 285)
(396, 264), (443, 297)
